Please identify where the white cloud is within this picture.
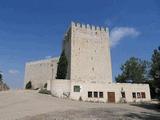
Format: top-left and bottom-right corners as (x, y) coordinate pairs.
(110, 27), (140, 47)
(45, 56), (52, 59)
(8, 69), (19, 75)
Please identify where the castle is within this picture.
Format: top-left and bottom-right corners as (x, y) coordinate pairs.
(24, 22), (151, 103)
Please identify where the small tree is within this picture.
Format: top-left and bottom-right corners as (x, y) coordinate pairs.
(25, 81), (32, 89)
(56, 50), (68, 79)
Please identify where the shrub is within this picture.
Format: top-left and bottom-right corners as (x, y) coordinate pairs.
(79, 96), (83, 101)
(44, 83), (47, 88)
(39, 88), (51, 95)
(25, 81), (32, 89)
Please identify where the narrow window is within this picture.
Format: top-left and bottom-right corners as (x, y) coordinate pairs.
(73, 85), (80, 92)
(99, 92), (103, 98)
(94, 91), (98, 98)
(141, 92), (146, 98)
(92, 67), (94, 71)
(121, 92), (126, 98)
(137, 92), (141, 98)
(132, 92), (136, 98)
(88, 91), (92, 98)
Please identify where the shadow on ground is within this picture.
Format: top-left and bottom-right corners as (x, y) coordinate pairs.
(123, 103), (160, 120)
(124, 112), (160, 120)
(130, 103), (160, 112)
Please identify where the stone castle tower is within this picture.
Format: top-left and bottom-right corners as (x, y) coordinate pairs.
(24, 22), (151, 103)
(63, 22), (112, 84)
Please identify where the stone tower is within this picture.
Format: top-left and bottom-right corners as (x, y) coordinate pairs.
(63, 22), (112, 84)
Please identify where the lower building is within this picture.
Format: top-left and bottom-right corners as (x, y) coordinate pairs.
(47, 79), (151, 103)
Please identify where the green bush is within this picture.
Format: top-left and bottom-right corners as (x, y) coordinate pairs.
(39, 89), (51, 95)
(79, 96), (83, 101)
(25, 81), (32, 89)
(44, 83), (47, 88)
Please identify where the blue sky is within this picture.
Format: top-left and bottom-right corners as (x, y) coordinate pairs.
(0, 0), (160, 88)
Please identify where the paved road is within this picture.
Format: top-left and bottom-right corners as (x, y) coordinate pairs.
(0, 90), (159, 120)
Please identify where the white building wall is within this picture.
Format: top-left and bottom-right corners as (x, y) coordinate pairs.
(47, 79), (151, 103)
(47, 79), (71, 98)
(24, 57), (59, 89)
(70, 81), (151, 103)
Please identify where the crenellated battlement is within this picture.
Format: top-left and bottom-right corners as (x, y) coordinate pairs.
(71, 22), (109, 32)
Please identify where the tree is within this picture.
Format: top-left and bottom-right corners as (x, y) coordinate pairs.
(0, 72), (2, 81)
(150, 47), (160, 99)
(116, 57), (149, 83)
(145, 80), (156, 98)
(56, 50), (68, 79)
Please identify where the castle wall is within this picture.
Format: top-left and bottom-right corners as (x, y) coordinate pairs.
(24, 57), (59, 89)
(68, 22), (112, 83)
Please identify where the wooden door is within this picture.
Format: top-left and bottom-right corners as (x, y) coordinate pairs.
(108, 92), (115, 103)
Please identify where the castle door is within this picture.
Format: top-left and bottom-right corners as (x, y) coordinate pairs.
(107, 92), (115, 103)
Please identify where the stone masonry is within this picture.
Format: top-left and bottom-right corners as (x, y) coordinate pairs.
(24, 57), (58, 89)
(63, 22), (112, 83)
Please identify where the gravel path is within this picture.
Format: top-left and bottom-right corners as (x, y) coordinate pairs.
(0, 90), (159, 120)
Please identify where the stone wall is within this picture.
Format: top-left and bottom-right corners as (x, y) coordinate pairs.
(24, 57), (59, 89)
(63, 22), (112, 84)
